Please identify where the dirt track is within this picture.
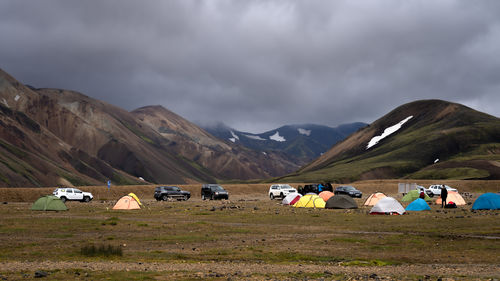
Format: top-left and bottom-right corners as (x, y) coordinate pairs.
(1, 261), (499, 280)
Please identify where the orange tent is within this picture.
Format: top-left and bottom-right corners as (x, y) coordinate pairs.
(435, 191), (466, 206)
(364, 192), (387, 206)
(113, 195), (141, 210)
(319, 191), (334, 202)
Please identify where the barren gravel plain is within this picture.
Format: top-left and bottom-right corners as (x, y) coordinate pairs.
(0, 180), (499, 280)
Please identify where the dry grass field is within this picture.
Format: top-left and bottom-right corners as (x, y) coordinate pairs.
(0, 180), (499, 280)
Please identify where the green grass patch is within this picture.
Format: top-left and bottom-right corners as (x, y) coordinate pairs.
(80, 244), (123, 257)
(410, 167), (490, 180)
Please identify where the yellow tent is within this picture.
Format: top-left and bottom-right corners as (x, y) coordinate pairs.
(113, 195), (141, 210)
(435, 191), (466, 206)
(128, 193), (142, 206)
(364, 192), (387, 206)
(293, 194), (325, 208)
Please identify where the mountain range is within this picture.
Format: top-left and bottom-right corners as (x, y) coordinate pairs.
(1, 67), (498, 187)
(277, 99), (500, 183)
(202, 122), (366, 166)
(0, 68), (356, 187)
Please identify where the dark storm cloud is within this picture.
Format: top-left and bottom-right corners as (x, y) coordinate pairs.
(1, 1), (500, 132)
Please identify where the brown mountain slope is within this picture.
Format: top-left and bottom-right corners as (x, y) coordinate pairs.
(132, 106), (300, 180)
(0, 68), (216, 186)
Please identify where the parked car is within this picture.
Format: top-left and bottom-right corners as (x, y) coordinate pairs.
(427, 184), (458, 197)
(154, 186), (190, 201)
(298, 183), (333, 195)
(415, 185), (433, 197)
(201, 184), (229, 200)
(53, 187), (93, 203)
(334, 185), (362, 198)
(268, 184), (297, 200)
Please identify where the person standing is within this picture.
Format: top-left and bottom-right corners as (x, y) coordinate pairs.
(441, 185), (448, 208)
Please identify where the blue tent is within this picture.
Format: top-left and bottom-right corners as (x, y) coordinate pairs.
(472, 193), (500, 210)
(405, 198), (431, 211)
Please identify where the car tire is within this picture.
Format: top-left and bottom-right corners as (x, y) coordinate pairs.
(270, 194), (274, 200)
(429, 193), (434, 198)
(280, 193), (284, 199)
(202, 194), (206, 200)
(211, 194), (214, 200)
(184, 195), (189, 201)
(83, 196), (90, 203)
(60, 197), (66, 203)
(162, 195), (168, 201)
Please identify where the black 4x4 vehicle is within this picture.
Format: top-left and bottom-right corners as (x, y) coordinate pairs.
(154, 186), (191, 201)
(298, 183), (333, 195)
(201, 184), (229, 200)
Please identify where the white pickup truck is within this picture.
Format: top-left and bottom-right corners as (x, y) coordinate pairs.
(53, 187), (93, 202)
(427, 184), (457, 197)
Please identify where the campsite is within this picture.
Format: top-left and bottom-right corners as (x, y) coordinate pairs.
(0, 179), (499, 280)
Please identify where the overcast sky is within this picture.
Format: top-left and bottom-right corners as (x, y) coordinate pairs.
(1, 1), (500, 133)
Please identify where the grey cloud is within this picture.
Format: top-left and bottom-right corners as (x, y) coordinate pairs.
(1, 1), (499, 132)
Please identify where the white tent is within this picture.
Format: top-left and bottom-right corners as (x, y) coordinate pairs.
(282, 193), (302, 205)
(370, 197), (405, 215)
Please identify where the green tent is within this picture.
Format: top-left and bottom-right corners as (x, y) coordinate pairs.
(402, 189), (431, 202)
(31, 195), (68, 211)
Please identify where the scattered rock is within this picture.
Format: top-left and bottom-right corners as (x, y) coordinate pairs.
(34, 270), (48, 278)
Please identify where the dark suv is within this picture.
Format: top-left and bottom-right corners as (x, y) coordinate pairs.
(298, 183), (333, 195)
(154, 186), (191, 201)
(201, 184), (229, 200)
(334, 185), (362, 198)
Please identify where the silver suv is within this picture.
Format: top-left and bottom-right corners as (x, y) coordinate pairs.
(268, 184), (297, 200)
(53, 187), (93, 203)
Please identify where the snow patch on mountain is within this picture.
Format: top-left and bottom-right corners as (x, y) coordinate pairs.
(270, 131), (286, 142)
(298, 128), (311, 136)
(366, 116), (413, 149)
(229, 131), (239, 143)
(243, 134), (266, 141)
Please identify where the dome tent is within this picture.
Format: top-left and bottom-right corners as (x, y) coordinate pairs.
(293, 194), (325, 208)
(435, 191), (466, 206)
(31, 195), (68, 211)
(325, 195), (358, 209)
(363, 192), (387, 206)
(472, 193), (500, 210)
(405, 198), (431, 211)
(113, 194), (141, 210)
(370, 197), (405, 215)
(318, 191), (334, 202)
(282, 193), (302, 205)
(401, 189), (431, 202)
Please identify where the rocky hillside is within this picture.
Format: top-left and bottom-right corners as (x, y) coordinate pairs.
(278, 100), (500, 182)
(0, 68), (304, 187)
(0, 69), (223, 186)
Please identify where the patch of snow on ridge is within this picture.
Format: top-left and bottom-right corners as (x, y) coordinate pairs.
(270, 131), (286, 142)
(14, 95), (20, 101)
(366, 116), (413, 149)
(229, 131), (239, 142)
(298, 128), (311, 136)
(243, 134), (266, 141)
